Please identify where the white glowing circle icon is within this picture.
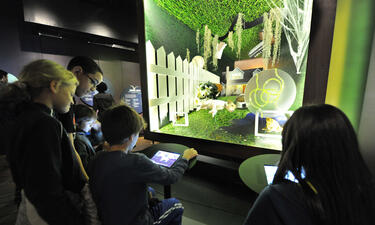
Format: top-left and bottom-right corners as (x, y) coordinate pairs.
(244, 69), (296, 113)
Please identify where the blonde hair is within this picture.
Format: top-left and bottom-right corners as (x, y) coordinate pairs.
(20, 59), (78, 89)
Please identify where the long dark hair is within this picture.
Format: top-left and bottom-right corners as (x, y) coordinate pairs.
(273, 104), (375, 225)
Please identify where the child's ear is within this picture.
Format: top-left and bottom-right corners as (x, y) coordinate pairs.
(49, 80), (60, 94)
(71, 66), (83, 76)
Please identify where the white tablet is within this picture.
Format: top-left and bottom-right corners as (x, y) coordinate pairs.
(151, 150), (181, 168)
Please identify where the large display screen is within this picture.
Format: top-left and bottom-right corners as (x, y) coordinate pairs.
(141, 0), (314, 150)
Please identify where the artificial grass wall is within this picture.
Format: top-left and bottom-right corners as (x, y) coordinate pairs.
(152, 0), (277, 61)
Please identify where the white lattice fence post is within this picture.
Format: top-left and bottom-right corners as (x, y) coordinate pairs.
(156, 46), (168, 127)
(193, 63), (199, 108)
(168, 52), (176, 122)
(189, 62), (194, 111)
(176, 56), (184, 113)
(183, 59), (189, 113)
(146, 41), (159, 131)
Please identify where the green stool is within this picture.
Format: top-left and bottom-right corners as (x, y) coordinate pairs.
(239, 153), (281, 194)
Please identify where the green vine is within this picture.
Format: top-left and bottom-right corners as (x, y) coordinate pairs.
(263, 8), (283, 69)
(235, 13), (244, 59)
(227, 31), (234, 51)
(212, 34), (219, 70)
(271, 9), (283, 67)
(263, 12), (272, 69)
(203, 25), (212, 69)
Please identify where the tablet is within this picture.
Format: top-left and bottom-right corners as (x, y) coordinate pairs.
(151, 150), (181, 168)
(264, 165), (305, 184)
(264, 165), (278, 185)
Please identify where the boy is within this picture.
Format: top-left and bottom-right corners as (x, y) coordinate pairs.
(73, 104), (97, 170)
(88, 104), (198, 225)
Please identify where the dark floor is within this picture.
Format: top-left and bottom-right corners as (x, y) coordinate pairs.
(150, 157), (258, 225)
(0, 155), (17, 225)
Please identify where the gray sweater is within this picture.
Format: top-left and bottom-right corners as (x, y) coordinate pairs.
(88, 151), (188, 225)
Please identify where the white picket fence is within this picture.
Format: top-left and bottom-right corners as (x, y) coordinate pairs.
(146, 41), (220, 131)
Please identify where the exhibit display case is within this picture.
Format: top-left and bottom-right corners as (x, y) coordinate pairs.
(138, 0), (337, 159)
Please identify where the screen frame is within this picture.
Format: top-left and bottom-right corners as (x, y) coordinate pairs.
(137, 0), (338, 160)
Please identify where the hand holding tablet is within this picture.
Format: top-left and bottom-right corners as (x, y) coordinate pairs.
(182, 148), (198, 160)
(150, 150), (181, 168)
(150, 148), (198, 168)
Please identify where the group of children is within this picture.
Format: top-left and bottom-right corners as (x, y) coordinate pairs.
(0, 58), (197, 225)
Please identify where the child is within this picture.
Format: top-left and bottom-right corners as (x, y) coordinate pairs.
(1, 59), (85, 224)
(88, 104), (198, 225)
(73, 104), (97, 170)
(243, 104), (375, 225)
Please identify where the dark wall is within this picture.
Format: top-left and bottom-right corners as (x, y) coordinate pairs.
(0, 0), (139, 75)
(0, 0), (141, 102)
(0, 0), (41, 76)
(23, 0), (138, 43)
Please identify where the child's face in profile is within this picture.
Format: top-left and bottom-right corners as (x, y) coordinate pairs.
(127, 133), (140, 153)
(80, 118), (97, 133)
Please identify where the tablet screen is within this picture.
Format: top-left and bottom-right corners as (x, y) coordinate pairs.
(151, 150), (181, 168)
(264, 165), (305, 184)
(264, 165), (278, 185)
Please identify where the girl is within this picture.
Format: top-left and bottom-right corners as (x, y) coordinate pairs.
(1, 59), (86, 225)
(243, 104), (375, 225)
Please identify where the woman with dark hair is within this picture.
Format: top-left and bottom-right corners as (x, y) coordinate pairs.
(243, 104), (375, 225)
(0, 59), (86, 225)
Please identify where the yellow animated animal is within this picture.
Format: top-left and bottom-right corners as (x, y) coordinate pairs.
(262, 118), (283, 133)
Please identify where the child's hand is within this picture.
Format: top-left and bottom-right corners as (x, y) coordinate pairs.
(91, 120), (101, 130)
(182, 148), (198, 160)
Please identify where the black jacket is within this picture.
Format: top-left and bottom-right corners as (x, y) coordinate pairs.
(243, 181), (314, 225)
(89, 150), (188, 225)
(7, 103), (85, 225)
(74, 131), (96, 170)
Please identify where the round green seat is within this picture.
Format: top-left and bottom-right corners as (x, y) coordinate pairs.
(239, 153), (281, 193)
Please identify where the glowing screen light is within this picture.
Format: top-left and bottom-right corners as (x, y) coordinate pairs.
(245, 68), (296, 113)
